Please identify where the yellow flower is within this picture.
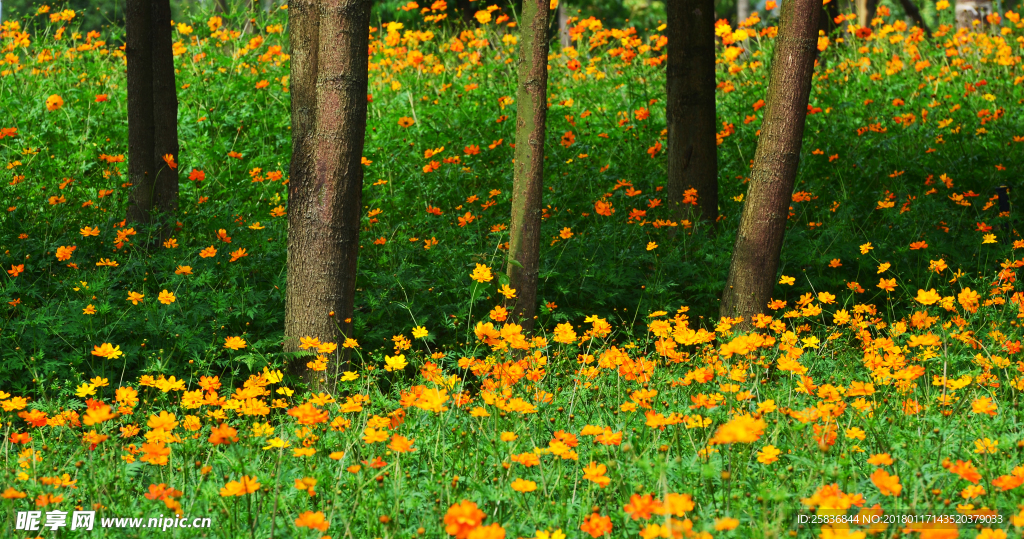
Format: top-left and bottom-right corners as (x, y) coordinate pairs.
(779, 275), (795, 286)
(498, 284), (517, 299)
(158, 290), (176, 305)
(75, 383), (96, 398)
(859, 242), (873, 254)
(470, 263), (493, 283)
(936, 0), (949, 9)
(412, 326), (429, 339)
(982, 234), (997, 244)
(126, 291), (144, 305)
(83, 304), (96, 315)
(340, 371), (359, 381)
(646, 242), (657, 251)
(876, 262), (890, 273)
(385, 354), (408, 372)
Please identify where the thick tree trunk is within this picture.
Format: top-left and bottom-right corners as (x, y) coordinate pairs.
(285, 0), (372, 387)
(665, 0), (718, 224)
(126, 0), (156, 227)
(151, 0), (179, 239)
(719, 0), (821, 326)
(856, 0), (877, 27)
(955, 0), (993, 28)
(897, 0), (932, 36)
(557, 1), (570, 50)
(506, 0), (550, 331)
(737, 0), (749, 25)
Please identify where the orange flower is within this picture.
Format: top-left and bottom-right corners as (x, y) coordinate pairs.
(623, 493), (662, 520)
(388, 434), (416, 453)
(7, 264), (24, 277)
(55, 245), (76, 261)
(209, 423), (239, 445)
(580, 512), (613, 538)
(594, 200), (614, 216)
(294, 511), (329, 532)
(223, 336), (247, 350)
(219, 475), (261, 497)
(287, 403), (329, 425)
(870, 468), (902, 496)
(582, 461), (611, 488)
(162, 154), (177, 169)
(444, 499), (486, 538)
(971, 396), (997, 416)
(949, 460), (982, 484)
(510, 478), (537, 493)
(229, 248), (248, 262)
(46, 94), (64, 111)
(398, 116), (415, 127)
(709, 414), (765, 444)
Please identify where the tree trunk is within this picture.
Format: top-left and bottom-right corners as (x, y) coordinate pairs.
(151, 0), (179, 239)
(819, 0), (840, 36)
(126, 0), (156, 227)
(665, 0), (718, 224)
(719, 0), (821, 326)
(506, 0), (550, 331)
(955, 0), (993, 28)
(856, 0), (877, 27)
(456, 0), (475, 25)
(897, 0), (932, 36)
(557, 1), (570, 50)
(737, 0), (749, 25)
(285, 0), (373, 388)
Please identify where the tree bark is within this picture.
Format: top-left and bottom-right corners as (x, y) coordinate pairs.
(285, 0), (372, 387)
(126, 0), (156, 227)
(719, 0), (821, 326)
(737, 0), (749, 25)
(665, 0), (718, 224)
(506, 0), (550, 331)
(456, 0), (475, 25)
(557, 1), (570, 50)
(856, 0), (877, 27)
(955, 0), (993, 28)
(151, 0), (179, 239)
(897, 0), (932, 36)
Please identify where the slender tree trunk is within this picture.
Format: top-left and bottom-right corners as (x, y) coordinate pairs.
(126, 0), (156, 227)
(819, 0), (840, 35)
(665, 0), (718, 224)
(285, 0), (373, 387)
(897, 0), (932, 36)
(456, 0), (475, 25)
(557, 1), (570, 50)
(151, 0), (179, 239)
(506, 0), (550, 331)
(719, 0), (821, 326)
(737, 0), (749, 25)
(856, 0), (877, 26)
(955, 0), (993, 28)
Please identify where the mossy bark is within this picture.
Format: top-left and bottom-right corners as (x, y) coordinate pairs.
(506, 0), (550, 331)
(720, 0), (821, 326)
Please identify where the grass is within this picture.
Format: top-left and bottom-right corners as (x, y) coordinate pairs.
(2, 3), (1024, 538)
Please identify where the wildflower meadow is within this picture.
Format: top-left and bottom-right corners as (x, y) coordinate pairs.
(2, 0), (1024, 537)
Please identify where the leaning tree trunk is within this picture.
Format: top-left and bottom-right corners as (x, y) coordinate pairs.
(126, 0), (156, 227)
(665, 0), (718, 224)
(506, 0), (550, 331)
(285, 0), (373, 388)
(737, 0), (749, 24)
(719, 0), (821, 326)
(897, 0), (932, 36)
(151, 0), (179, 239)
